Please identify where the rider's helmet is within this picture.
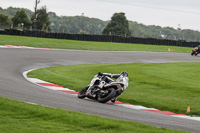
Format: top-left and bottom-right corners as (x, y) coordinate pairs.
(117, 71), (129, 88)
(120, 71), (128, 77)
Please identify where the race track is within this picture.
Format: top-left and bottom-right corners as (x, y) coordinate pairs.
(0, 47), (200, 132)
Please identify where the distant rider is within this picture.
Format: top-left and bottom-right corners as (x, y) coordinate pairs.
(98, 71), (129, 103)
(196, 45), (200, 52)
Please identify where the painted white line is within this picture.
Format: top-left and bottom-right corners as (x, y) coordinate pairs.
(172, 115), (200, 121)
(26, 102), (38, 105)
(0, 45), (50, 50)
(116, 104), (153, 110)
(45, 87), (71, 91)
(28, 78), (51, 84)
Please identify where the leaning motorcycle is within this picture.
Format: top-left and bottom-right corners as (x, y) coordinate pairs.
(191, 47), (199, 56)
(78, 74), (128, 103)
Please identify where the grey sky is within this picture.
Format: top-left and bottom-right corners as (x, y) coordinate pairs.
(1, 0), (200, 30)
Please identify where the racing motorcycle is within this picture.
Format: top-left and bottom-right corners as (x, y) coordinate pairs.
(78, 74), (128, 103)
(191, 47), (199, 56)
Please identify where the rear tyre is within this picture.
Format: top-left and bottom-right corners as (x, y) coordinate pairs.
(97, 88), (116, 103)
(78, 86), (89, 99)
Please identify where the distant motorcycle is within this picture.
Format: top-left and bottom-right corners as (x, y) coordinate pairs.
(78, 73), (128, 103)
(191, 47), (199, 56)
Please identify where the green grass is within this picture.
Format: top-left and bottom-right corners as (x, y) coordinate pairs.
(28, 62), (200, 116)
(0, 35), (193, 52)
(0, 35), (195, 132)
(0, 97), (186, 133)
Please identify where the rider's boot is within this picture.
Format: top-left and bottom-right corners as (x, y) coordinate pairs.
(86, 88), (92, 96)
(111, 97), (117, 103)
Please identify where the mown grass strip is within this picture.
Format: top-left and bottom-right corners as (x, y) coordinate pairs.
(0, 35), (193, 52)
(0, 97), (186, 133)
(28, 62), (200, 115)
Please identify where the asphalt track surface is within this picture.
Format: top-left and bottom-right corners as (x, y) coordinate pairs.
(1, 47), (200, 132)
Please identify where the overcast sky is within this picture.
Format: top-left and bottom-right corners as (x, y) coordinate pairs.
(1, 0), (200, 31)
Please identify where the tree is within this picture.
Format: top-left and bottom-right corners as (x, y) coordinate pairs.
(11, 9), (31, 29)
(102, 12), (131, 36)
(0, 13), (10, 27)
(32, 6), (51, 31)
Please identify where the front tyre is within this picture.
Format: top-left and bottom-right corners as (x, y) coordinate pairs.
(78, 86), (89, 99)
(97, 88), (116, 103)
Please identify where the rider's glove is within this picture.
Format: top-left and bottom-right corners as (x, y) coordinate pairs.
(98, 72), (103, 76)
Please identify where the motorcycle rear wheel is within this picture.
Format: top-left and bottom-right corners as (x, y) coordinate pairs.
(78, 86), (89, 99)
(97, 88), (116, 103)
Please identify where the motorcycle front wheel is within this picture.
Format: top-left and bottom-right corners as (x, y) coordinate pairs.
(78, 86), (89, 99)
(97, 88), (116, 103)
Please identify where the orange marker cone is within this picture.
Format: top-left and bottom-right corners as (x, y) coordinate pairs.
(186, 106), (190, 113)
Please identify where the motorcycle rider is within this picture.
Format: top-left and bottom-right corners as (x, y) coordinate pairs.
(192, 45), (200, 56)
(98, 71), (129, 103)
(196, 45), (200, 52)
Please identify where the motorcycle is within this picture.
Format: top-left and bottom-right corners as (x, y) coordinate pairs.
(191, 47), (199, 56)
(78, 74), (128, 103)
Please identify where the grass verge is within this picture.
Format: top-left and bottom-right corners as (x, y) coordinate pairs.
(0, 35), (193, 52)
(0, 96), (186, 133)
(28, 62), (200, 116)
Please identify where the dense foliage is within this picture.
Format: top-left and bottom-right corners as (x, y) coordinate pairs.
(0, 13), (10, 27)
(11, 9), (31, 29)
(31, 6), (51, 31)
(102, 12), (131, 36)
(49, 12), (107, 34)
(0, 7), (200, 42)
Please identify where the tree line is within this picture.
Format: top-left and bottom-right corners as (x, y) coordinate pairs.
(0, 6), (50, 31)
(0, 6), (200, 42)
